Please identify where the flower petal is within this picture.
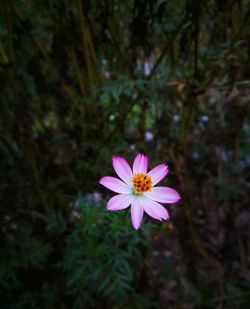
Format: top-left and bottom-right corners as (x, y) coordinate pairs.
(148, 164), (168, 185)
(142, 195), (169, 221)
(107, 194), (134, 211)
(133, 153), (148, 174)
(99, 176), (131, 194)
(112, 156), (133, 185)
(131, 197), (144, 230)
(144, 186), (180, 203)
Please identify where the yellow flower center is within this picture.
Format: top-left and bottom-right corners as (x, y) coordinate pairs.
(131, 173), (153, 194)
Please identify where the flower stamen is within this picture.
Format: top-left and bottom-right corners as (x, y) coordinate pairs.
(132, 173), (153, 193)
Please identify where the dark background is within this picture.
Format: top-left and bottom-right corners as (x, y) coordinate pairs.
(0, 0), (250, 308)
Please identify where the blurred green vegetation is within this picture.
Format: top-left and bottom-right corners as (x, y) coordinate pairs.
(0, 0), (250, 308)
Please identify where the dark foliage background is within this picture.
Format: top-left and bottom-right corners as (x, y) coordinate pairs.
(1, 0), (250, 308)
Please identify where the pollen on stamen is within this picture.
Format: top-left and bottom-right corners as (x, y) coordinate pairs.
(132, 173), (153, 193)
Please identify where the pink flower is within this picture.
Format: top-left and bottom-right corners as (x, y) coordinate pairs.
(99, 154), (180, 230)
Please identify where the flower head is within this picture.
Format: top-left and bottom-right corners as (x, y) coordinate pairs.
(99, 154), (180, 230)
